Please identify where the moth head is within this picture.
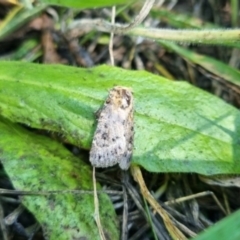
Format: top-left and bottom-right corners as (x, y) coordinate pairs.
(108, 86), (133, 109)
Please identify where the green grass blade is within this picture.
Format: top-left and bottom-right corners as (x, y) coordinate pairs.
(39, 0), (129, 8)
(159, 41), (240, 86)
(0, 6), (46, 40)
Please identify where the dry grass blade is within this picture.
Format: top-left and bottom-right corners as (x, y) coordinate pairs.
(93, 167), (106, 240)
(131, 165), (186, 240)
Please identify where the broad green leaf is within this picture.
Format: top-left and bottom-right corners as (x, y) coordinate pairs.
(39, 0), (130, 8)
(0, 61), (240, 175)
(0, 117), (119, 240)
(193, 209), (240, 240)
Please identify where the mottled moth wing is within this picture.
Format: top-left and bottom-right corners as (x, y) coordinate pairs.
(90, 86), (134, 170)
(119, 103), (134, 170)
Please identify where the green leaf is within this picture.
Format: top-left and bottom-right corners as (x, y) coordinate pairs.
(0, 38), (41, 61)
(0, 61), (240, 175)
(193, 209), (240, 240)
(39, 0), (130, 8)
(0, 117), (119, 239)
(0, 6), (46, 40)
(159, 41), (240, 86)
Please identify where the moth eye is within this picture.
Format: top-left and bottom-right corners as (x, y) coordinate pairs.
(106, 98), (111, 104)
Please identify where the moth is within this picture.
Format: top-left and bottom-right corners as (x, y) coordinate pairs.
(89, 86), (134, 170)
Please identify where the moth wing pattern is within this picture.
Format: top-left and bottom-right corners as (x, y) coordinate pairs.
(90, 118), (126, 168)
(90, 86), (134, 170)
(118, 105), (134, 170)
